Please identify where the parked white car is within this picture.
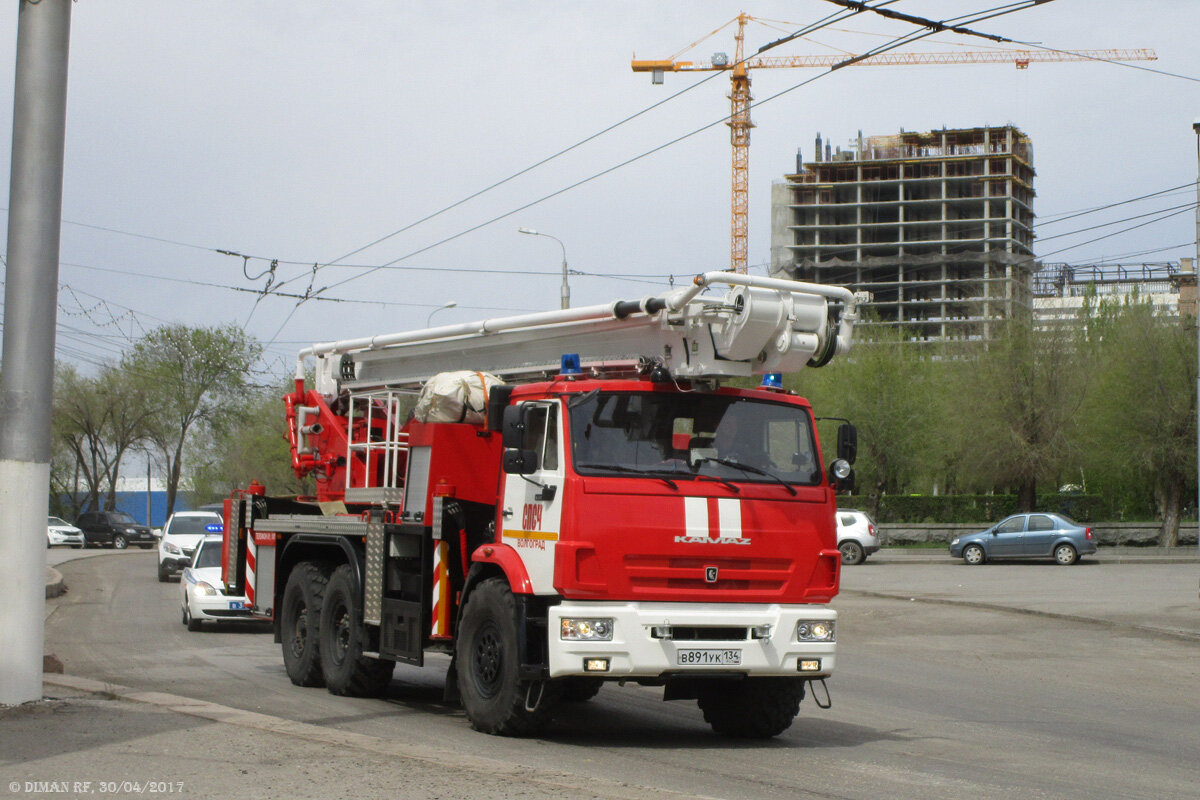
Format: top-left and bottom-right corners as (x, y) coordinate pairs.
(158, 510), (223, 582)
(836, 509), (879, 565)
(180, 536), (255, 631)
(47, 516), (85, 549)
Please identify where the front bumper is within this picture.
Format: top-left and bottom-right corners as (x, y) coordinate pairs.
(48, 533), (84, 547)
(547, 602), (835, 680)
(189, 593), (255, 621)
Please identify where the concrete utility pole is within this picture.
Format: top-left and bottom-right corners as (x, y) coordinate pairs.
(0, 0), (73, 706)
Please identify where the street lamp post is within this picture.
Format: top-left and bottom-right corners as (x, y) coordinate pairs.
(426, 301), (457, 327)
(518, 227), (570, 310)
(1193, 118), (1200, 552)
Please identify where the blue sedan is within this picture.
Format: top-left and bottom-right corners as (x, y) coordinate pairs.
(949, 512), (1096, 565)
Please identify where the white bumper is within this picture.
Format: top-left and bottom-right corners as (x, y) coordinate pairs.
(547, 601), (835, 679)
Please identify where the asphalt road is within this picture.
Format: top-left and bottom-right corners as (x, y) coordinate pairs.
(27, 551), (1200, 800)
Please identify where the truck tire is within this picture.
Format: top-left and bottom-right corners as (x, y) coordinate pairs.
(319, 564), (395, 697)
(698, 678), (805, 738)
(281, 561), (330, 687)
(456, 577), (560, 735)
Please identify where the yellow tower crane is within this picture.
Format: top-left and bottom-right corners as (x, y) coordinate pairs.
(632, 13), (1157, 274)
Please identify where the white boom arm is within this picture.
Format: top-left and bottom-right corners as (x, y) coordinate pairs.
(297, 272), (866, 394)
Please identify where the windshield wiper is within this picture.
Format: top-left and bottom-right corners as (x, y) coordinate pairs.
(705, 457), (798, 496)
(575, 463), (678, 490)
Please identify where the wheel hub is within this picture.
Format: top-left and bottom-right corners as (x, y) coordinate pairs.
(472, 621), (503, 699)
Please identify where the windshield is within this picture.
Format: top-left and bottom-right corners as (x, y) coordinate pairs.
(110, 512), (137, 524)
(168, 515), (221, 535)
(194, 540), (223, 569)
(568, 391), (821, 486)
(48, 517), (68, 526)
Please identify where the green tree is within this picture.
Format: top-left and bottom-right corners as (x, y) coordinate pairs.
(1080, 297), (1196, 544)
(946, 318), (1088, 511)
(796, 322), (942, 518)
(185, 381), (312, 503)
(52, 363), (153, 513)
(125, 324), (262, 516)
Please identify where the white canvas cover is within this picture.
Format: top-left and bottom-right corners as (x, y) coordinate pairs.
(413, 371), (502, 424)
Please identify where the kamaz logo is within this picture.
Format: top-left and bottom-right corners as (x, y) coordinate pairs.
(675, 497), (750, 546)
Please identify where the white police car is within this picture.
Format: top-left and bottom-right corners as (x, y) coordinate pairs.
(157, 510), (223, 582)
(179, 536), (255, 631)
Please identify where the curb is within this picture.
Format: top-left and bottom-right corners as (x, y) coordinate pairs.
(45, 567), (64, 599)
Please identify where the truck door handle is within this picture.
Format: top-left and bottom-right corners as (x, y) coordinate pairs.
(502, 507), (513, 518)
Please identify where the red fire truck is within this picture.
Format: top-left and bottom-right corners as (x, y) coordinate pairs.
(222, 271), (864, 737)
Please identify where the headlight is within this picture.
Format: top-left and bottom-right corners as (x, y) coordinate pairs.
(125, 527), (138, 534)
(194, 581), (219, 597)
(796, 620), (835, 642)
(950, 538), (960, 546)
(560, 618), (613, 641)
(165, 542), (181, 555)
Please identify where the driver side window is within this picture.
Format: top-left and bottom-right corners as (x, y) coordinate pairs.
(996, 517), (1025, 534)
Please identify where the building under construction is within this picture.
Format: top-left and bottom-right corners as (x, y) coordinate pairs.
(770, 125), (1036, 342)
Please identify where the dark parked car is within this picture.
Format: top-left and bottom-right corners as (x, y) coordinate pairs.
(75, 510), (156, 550)
(949, 512), (1096, 566)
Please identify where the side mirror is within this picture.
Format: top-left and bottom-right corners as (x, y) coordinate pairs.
(837, 423), (858, 465)
(502, 404), (528, 449)
(503, 448), (539, 475)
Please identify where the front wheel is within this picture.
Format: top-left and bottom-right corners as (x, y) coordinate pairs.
(280, 561), (330, 687)
(184, 604), (202, 632)
(1054, 543), (1078, 566)
(112, 535), (128, 550)
(319, 564), (394, 697)
(456, 578), (559, 735)
(838, 540), (865, 566)
(698, 678), (805, 738)
(963, 544), (985, 565)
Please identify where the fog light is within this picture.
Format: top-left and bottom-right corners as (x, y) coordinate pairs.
(799, 659), (822, 672)
(561, 618), (614, 641)
(796, 621), (835, 641)
(583, 658), (610, 673)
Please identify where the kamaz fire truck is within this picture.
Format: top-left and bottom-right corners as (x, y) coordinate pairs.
(221, 271), (864, 737)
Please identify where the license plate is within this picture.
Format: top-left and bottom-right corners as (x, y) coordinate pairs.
(677, 648), (741, 666)
(228, 601), (246, 610)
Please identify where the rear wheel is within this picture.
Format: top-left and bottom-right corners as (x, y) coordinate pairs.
(456, 578), (559, 735)
(281, 561), (330, 687)
(838, 540), (865, 566)
(319, 564), (394, 697)
(112, 535), (128, 550)
(963, 544), (985, 565)
(698, 678), (805, 738)
(1054, 543), (1078, 566)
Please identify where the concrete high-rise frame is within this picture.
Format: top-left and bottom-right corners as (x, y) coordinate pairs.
(770, 125), (1036, 342)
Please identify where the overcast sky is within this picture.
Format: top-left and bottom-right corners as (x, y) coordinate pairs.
(2, 1), (1198, 375)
